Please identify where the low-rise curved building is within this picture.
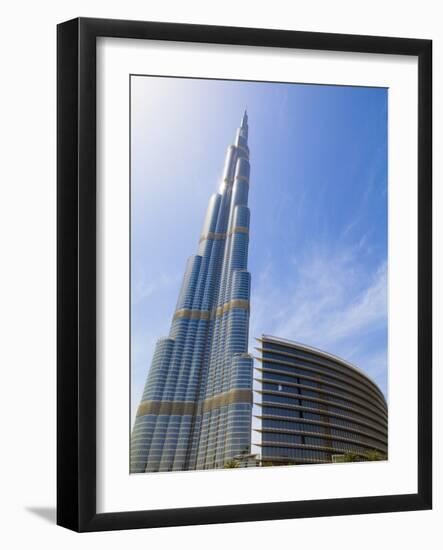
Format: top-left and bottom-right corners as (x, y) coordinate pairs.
(255, 335), (388, 465)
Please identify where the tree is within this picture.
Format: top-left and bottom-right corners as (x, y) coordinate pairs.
(364, 449), (387, 461)
(341, 452), (361, 462)
(224, 459), (240, 468)
(341, 450), (387, 463)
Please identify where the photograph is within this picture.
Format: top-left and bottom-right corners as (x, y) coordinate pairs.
(53, 10), (433, 536)
(130, 75), (389, 473)
(0, 0), (435, 542)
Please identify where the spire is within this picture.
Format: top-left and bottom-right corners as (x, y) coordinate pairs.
(237, 109), (249, 148)
(241, 109), (248, 129)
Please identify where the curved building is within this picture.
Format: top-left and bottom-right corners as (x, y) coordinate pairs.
(255, 335), (388, 465)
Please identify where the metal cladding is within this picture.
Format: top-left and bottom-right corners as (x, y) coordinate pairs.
(256, 335), (388, 465)
(131, 111), (253, 472)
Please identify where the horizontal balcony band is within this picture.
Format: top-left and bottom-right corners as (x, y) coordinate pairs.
(255, 402), (387, 436)
(137, 389), (253, 418)
(256, 341), (386, 402)
(173, 309), (211, 321)
(234, 175), (249, 183)
(258, 440), (386, 457)
(201, 389), (253, 413)
(255, 349), (386, 408)
(173, 298), (250, 322)
(255, 365), (386, 415)
(257, 388), (387, 427)
(199, 226), (249, 244)
(136, 400), (195, 416)
(253, 414), (387, 445)
(254, 376), (387, 420)
(255, 428), (387, 453)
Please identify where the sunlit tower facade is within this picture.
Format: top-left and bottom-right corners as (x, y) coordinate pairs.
(131, 112), (254, 472)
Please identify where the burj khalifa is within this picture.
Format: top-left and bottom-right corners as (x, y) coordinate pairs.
(131, 111), (253, 472)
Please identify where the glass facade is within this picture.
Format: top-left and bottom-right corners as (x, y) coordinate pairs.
(131, 112), (253, 472)
(256, 335), (388, 465)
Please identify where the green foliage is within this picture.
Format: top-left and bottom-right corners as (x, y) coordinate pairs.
(341, 450), (387, 463)
(224, 459), (240, 468)
(342, 452), (362, 462)
(363, 449), (387, 461)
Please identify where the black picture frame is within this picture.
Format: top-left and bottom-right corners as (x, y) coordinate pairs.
(57, 17), (432, 532)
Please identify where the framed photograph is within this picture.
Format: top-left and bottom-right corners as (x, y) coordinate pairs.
(57, 17), (432, 532)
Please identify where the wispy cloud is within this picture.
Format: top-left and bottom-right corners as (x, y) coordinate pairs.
(249, 244), (387, 393)
(132, 271), (181, 305)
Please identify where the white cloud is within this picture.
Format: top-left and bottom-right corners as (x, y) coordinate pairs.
(132, 271), (181, 305)
(249, 245), (387, 392)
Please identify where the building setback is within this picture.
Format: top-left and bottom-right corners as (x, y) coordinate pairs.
(255, 335), (388, 465)
(131, 112), (254, 472)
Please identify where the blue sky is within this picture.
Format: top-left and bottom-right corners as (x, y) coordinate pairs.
(131, 75), (388, 425)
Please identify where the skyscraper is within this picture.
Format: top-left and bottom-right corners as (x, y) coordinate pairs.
(131, 112), (254, 473)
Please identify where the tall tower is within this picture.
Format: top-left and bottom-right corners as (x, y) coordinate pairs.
(131, 112), (254, 472)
